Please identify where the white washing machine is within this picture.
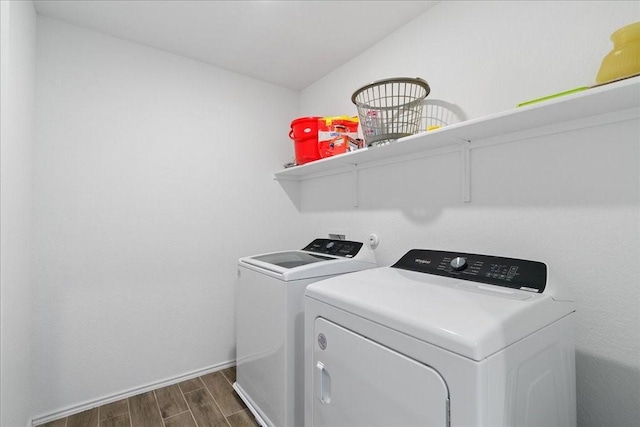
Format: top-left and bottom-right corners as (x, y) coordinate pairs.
(305, 249), (576, 427)
(234, 238), (377, 427)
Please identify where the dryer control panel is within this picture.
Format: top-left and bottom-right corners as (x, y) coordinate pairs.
(392, 249), (547, 293)
(303, 239), (363, 258)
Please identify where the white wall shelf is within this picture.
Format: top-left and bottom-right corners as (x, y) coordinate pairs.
(275, 76), (640, 204)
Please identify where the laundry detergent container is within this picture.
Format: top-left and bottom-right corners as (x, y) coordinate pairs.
(289, 116), (321, 165)
(318, 116), (359, 159)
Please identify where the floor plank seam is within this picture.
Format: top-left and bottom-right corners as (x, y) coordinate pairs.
(162, 409), (192, 421)
(178, 381), (192, 421)
(177, 380), (200, 427)
(221, 372), (233, 386)
(187, 410), (199, 427)
(201, 379), (233, 427)
(226, 407), (247, 417)
(152, 389), (167, 427)
(126, 398), (133, 427)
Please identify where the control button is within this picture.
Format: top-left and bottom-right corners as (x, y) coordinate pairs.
(450, 257), (467, 271)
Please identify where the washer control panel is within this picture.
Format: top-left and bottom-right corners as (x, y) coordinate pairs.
(392, 249), (547, 293)
(303, 239), (363, 258)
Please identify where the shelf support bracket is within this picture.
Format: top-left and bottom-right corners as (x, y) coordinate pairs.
(352, 164), (359, 207)
(456, 139), (471, 203)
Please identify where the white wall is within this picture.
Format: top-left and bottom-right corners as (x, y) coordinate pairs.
(33, 16), (303, 418)
(27, 2), (640, 423)
(301, 1), (638, 120)
(298, 2), (640, 427)
(0, 1), (36, 426)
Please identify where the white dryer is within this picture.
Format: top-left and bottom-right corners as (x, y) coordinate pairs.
(234, 239), (377, 427)
(305, 249), (576, 427)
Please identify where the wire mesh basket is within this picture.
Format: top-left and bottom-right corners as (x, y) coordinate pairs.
(351, 77), (430, 146)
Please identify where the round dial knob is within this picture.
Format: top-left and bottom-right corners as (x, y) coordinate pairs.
(450, 257), (467, 271)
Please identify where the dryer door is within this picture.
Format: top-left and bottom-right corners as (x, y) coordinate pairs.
(312, 317), (449, 427)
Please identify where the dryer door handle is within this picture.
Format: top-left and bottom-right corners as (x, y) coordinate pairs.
(316, 361), (331, 404)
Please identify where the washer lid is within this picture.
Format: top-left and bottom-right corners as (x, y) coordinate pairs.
(250, 251), (334, 269)
(239, 239), (377, 281)
(305, 267), (575, 361)
(241, 252), (365, 281)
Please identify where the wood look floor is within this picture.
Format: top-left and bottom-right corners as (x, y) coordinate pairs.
(42, 367), (259, 427)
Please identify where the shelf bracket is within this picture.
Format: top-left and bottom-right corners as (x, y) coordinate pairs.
(352, 164), (359, 207)
(456, 139), (471, 203)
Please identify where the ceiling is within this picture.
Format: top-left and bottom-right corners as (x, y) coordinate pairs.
(33, 0), (438, 91)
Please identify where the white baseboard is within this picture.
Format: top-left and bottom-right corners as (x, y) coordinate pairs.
(31, 360), (235, 426)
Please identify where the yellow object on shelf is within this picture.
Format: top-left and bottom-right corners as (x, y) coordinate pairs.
(321, 116), (358, 126)
(596, 21), (640, 84)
